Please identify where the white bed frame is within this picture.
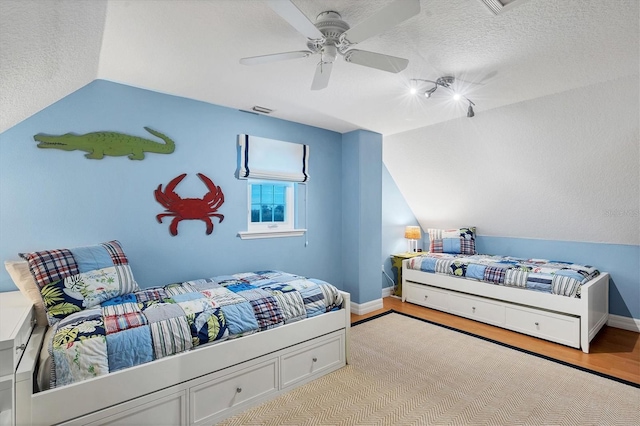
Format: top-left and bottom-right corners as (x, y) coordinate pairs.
(402, 260), (609, 353)
(15, 291), (351, 426)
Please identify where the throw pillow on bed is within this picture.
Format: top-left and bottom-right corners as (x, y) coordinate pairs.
(4, 260), (49, 326)
(19, 240), (139, 325)
(428, 227), (477, 255)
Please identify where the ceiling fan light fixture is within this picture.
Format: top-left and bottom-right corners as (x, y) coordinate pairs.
(242, 0), (421, 90)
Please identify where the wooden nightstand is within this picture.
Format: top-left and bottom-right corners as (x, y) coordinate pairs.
(390, 252), (423, 297)
(0, 291), (34, 426)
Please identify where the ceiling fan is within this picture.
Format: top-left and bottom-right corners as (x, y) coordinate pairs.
(240, 0), (421, 90)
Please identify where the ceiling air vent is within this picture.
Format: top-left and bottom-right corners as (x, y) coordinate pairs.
(479, 0), (529, 15)
(252, 105), (273, 114)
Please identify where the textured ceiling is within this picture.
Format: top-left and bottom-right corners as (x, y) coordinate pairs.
(0, 0), (106, 133)
(1, 0), (638, 135)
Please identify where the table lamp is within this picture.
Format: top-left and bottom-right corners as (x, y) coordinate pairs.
(405, 226), (421, 252)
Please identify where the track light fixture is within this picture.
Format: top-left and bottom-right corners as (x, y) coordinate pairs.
(467, 103), (475, 118)
(410, 76), (476, 118)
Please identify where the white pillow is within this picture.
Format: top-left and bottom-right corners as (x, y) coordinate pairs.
(5, 260), (48, 326)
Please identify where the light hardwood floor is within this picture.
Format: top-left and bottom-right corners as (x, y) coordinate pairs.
(351, 296), (640, 385)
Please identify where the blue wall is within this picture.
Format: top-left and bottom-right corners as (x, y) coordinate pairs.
(2, 79), (636, 319)
(341, 130), (383, 304)
(381, 165), (421, 290)
(0, 80), (344, 291)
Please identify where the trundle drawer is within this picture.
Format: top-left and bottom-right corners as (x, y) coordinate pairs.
(59, 388), (188, 426)
(405, 283), (449, 311)
(84, 391), (187, 426)
(281, 333), (344, 388)
(505, 306), (580, 348)
(190, 358), (277, 425)
(447, 293), (505, 326)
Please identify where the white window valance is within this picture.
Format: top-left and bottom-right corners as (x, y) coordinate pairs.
(237, 134), (309, 182)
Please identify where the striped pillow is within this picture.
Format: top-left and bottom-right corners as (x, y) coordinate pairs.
(20, 241), (139, 325)
(428, 227), (477, 255)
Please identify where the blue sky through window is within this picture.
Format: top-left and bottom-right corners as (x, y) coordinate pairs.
(251, 184), (286, 223)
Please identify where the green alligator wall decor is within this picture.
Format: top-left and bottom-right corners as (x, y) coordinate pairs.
(33, 127), (175, 160)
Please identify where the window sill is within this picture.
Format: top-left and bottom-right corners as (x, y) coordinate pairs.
(238, 229), (307, 240)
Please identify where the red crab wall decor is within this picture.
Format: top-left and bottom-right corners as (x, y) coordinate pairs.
(154, 173), (224, 236)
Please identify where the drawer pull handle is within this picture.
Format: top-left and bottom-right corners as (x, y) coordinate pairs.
(535, 322), (539, 327)
(312, 357), (318, 363)
(424, 295), (428, 299)
(472, 307), (476, 313)
(16, 343), (26, 352)
(236, 387), (242, 393)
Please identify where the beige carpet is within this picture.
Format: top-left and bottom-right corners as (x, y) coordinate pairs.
(220, 312), (639, 426)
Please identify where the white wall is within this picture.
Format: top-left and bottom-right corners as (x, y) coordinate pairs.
(384, 74), (639, 246)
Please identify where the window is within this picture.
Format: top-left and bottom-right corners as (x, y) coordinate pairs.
(249, 181), (294, 231)
(239, 181), (306, 239)
(236, 134), (308, 239)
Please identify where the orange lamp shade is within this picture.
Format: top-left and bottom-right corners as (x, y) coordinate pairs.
(404, 226), (422, 240)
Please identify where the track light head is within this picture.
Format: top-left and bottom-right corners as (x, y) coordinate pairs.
(424, 86), (437, 98)
(467, 104), (475, 118)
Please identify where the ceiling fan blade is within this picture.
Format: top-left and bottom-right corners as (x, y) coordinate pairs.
(240, 50), (312, 65)
(266, 0), (324, 40)
(343, 49), (408, 73)
(340, 0), (420, 45)
(311, 61), (333, 90)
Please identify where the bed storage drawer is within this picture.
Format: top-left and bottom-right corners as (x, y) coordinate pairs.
(447, 293), (505, 326)
(189, 357), (278, 425)
(505, 306), (580, 348)
(85, 391), (186, 426)
(59, 388), (188, 426)
(405, 283), (449, 311)
(281, 332), (344, 388)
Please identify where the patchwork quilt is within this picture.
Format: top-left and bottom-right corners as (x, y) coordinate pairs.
(407, 253), (599, 298)
(48, 271), (343, 388)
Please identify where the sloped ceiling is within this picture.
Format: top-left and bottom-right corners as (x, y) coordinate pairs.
(0, 1), (107, 133)
(1, 0), (638, 135)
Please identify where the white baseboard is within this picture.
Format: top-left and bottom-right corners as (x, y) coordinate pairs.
(350, 298), (384, 316)
(607, 314), (640, 333)
(382, 286), (393, 298)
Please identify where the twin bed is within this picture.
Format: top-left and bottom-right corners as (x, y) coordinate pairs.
(401, 228), (609, 353)
(6, 241), (350, 425)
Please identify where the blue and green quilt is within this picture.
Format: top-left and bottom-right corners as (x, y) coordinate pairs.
(407, 253), (599, 298)
(48, 271), (343, 388)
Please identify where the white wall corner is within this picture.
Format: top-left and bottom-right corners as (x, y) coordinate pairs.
(350, 298), (383, 316)
(607, 314), (640, 333)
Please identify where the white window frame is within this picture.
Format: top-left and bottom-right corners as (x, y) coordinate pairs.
(238, 180), (307, 240)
